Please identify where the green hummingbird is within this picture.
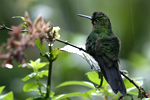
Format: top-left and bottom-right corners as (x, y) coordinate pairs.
(78, 12), (126, 95)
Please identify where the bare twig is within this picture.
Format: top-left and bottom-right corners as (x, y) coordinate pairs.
(0, 22), (28, 32)
(55, 38), (86, 52)
(120, 71), (148, 98)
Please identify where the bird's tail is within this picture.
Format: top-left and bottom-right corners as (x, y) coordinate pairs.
(95, 56), (126, 95)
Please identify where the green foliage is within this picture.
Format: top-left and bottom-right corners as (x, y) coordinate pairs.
(23, 82), (38, 92)
(35, 38), (46, 53)
(22, 58), (49, 99)
(50, 48), (61, 61)
(56, 81), (95, 89)
(12, 16), (26, 21)
(0, 86), (14, 100)
(55, 71), (145, 99)
(12, 16), (28, 29)
(53, 92), (91, 100)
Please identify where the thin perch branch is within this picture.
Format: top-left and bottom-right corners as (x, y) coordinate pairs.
(0, 22), (28, 32)
(55, 38), (86, 52)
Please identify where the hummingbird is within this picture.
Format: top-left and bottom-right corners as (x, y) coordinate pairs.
(78, 12), (126, 95)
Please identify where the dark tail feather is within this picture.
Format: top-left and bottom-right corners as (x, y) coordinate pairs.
(95, 56), (126, 95)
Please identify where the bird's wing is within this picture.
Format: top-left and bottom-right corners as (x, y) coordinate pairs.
(96, 36), (120, 67)
(94, 36), (126, 95)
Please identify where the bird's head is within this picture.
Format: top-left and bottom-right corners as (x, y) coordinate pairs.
(78, 12), (111, 29)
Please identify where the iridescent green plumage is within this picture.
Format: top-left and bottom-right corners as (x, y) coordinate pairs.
(78, 12), (126, 95)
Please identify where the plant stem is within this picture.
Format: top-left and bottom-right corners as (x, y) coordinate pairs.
(46, 45), (53, 98)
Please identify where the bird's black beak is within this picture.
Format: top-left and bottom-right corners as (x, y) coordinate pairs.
(77, 14), (92, 20)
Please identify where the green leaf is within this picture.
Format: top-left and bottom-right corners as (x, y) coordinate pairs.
(35, 58), (41, 64)
(86, 72), (100, 85)
(84, 89), (101, 97)
(124, 77), (143, 91)
(22, 22), (28, 29)
(53, 92), (89, 100)
(22, 72), (36, 81)
(28, 59), (48, 73)
(51, 48), (61, 61)
(35, 38), (46, 53)
(38, 70), (48, 78)
(127, 90), (138, 95)
(142, 98), (150, 100)
(23, 82), (37, 92)
(36, 62), (49, 69)
(30, 60), (36, 68)
(33, 97), (45, 100)
(29, 58), (41, 69)
(40, 52), (49, 58)
(0, 91), (14, 100)
(60, 45), (100, 73)
(12, 16), (26, 21)
(26, 97), (34, 100)
(50, 92), (55, 98)
(37, 82), (45, 88)
(56, 81), (94, 89)
(0, 86), (5, 94)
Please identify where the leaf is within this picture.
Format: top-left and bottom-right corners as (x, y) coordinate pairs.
(84, 89), (100, 97)
(0, 86), (5, 94)
(37, 82), (45, 88)
(51, 48), (61, 61)
(40, 52), (49, 59)
(142, 98), (150, 100)
(56, 81), (95, 89)
(36, 62), (49, 69)
(124, 77), (143, 91)
(60, 45), (100, 73)
(0, 91), (14, 100)
(53, 92), (89, 100)
(35, 38), (46, 53)
(33, 97), (45, 100)
(23, 82), (37, 92)
(12, 16), (26, 21)
(22, 22), (28, 29)
(86, 71), (99, 85)
(22, 72), (36, 81)
(35, 58), (41, 64)
(38, 70), (48, 78)
(127, 90), (138, 95)
(26, 97), (34, 100)
(30, 60), (36, 69)
(31, 58), (48, 69)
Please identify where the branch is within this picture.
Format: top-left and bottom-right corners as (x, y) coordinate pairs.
(0, 22), (28, 32)
(55, 39), (86, 52)
(120, 71), (148, 98)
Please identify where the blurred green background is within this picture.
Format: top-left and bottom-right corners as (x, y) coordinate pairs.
(0, 0), (150, 100)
